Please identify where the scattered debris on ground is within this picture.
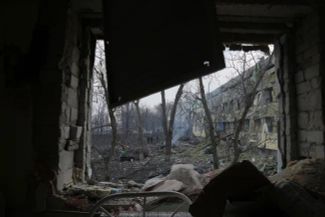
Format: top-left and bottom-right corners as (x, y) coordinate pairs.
(92, 140), (277, 183)
(142, 164), (208, 200)
(51, 159), (325, 217)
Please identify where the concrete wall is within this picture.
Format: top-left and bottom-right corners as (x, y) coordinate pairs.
(1, 1), (65, 215)
(0, 1), (95, 215)
(294, 12), (325, 159)
(278, 10), (325, 164)
(57, 7), (94, 188)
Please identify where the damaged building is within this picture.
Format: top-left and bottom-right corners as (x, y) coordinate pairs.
(212, 58), (279, 151)
(1, 0), (325, 217)
(193, 56), (280, 163)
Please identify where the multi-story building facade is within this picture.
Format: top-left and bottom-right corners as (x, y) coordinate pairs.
(193, 57), (280, 155)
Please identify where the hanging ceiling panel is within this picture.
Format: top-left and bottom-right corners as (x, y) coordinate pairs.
(103, 0), (225, 107)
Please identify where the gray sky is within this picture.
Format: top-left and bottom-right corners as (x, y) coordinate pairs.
(140, 67), (237, 107)
(93, 41), (271, 110)
(140, 47), (271, 107)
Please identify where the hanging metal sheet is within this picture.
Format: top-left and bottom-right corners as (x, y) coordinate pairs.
(103, 0), (225, 107)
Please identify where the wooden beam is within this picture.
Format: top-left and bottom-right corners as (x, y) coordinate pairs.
(215, 0), (312, 6)
(220, 27), (283, 35)
(218, 15), (293, 24)
(221, 32), (278, 44)
(219, 21), (290, 32)
(219, 22), (289, 35)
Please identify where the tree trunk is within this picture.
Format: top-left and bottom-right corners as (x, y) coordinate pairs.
(199, 77), (219, 169)
(103, 99), (118, 180)
(161, 90), (170, 161)
(231, 58), (271, 164)
(232, 102), (251, 164)
(98, 71), (118, 180)
(161, 84), (184, 161)
(134, 100), (145, 160)
(123, 103), (130, 143)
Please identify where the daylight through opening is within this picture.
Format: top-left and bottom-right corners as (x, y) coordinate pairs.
(89, 40), (281, 189)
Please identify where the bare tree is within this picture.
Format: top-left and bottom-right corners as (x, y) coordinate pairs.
(198, 77), (220, 169)
(93, 41), (118, 180)
(91, 100), (109, 134)
(178, 91), (199, 139)
(121, 103), (131, 143)
(133, 100), (146, 160)
(224, 50), (273, 164)
(161, 84), (184, 161)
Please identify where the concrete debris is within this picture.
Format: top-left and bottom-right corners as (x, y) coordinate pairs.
(269, 158), (325, 196)
(165, 164), (208, 195)
(97, 181), (124, 188)
(68, 184), (122, 200)
(142, 164), (207, 197)
(127, 180), (143, 188)
(142, 177), (165, 191)
(61, 159), (325, 216)
(151, 180), (184, 192)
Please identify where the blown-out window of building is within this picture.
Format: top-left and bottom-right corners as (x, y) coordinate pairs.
(264, 88), (273, 104)
(265, 117), (274, 133)
(229, 100), (234, 111)
(244, 119), (250, 131)
(216, 122), (225, 132)
(254, 119), (262, 131)
(236, 99), (241, 110)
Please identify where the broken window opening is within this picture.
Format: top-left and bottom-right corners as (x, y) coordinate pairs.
(65, 39), (285, 216)
(88, 40), (282, 188)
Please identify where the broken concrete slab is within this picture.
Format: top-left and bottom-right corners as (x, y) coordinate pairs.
(68, 184), (122, 200)
(270, 159), (325, 196)
(142, 177), (165, 191)
(127, 180), (143, 188)
(151, 180), (185, 192)
(97, 181), (124, 188)
(166, 164), (207, 195)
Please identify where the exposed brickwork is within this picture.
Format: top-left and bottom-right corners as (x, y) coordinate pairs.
(294, 13), (325, 159)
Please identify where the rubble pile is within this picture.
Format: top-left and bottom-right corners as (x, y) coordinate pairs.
(49, 180), (144, 211)
(143, 164), (208, 199)
(92, 139), (278, 184)
(57, 159), (325, 217)
(270, 158), (325, 196)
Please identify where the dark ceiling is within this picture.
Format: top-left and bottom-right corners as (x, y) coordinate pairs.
(90, 0), (313, 107)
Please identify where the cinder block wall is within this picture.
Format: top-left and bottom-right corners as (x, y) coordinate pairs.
(56, 9), (81, 191)
(1, 1), (95, 215)
(294, 12), (325, 159)
(56, 8), (94, 190)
